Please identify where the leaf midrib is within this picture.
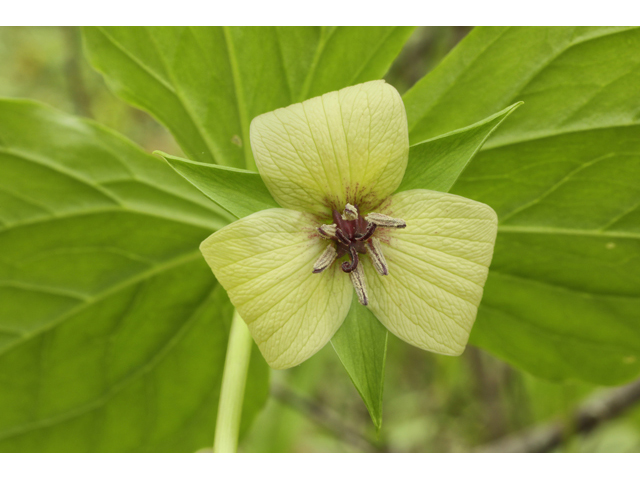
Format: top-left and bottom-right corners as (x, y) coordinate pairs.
(221, 27), (254, 170)
(1, 146), (229, 224)
(0, 146), (121, 206)
(489, 270), (640, 301)
(0, 206), (219, 235)
(93, 26), (176, 93)
(479, 302), (638, 352)
(498, 225), (640, 241)
(483, 120), (640, 151)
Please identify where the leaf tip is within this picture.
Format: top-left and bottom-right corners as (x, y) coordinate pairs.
(152, 150), (170, 160)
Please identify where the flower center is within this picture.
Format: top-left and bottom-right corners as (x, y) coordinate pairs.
(312, 203), (406, 305)
(331, 206), (376, 272)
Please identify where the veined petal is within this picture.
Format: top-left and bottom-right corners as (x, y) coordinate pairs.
(250, 80), (409, 217)
(200, 208), (352, 369)
(363, 190), (498, 355)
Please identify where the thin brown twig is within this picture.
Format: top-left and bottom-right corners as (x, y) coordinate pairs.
(465, 346), (509, 440)
(271, 383), (383, 452)
(477, 379), (640, 453)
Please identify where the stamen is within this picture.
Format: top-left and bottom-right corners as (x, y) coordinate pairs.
(365, 212), (406, 229)
(313, 244), (338, 273)
(355, 222), (377, 241)
(342, 203), (358, 221)
(366, 237), (388, 276)
(318, 223), (337, 239)
(335, 228), (351, 246)
(350, 262), (368, 305)
(341, 245), (359, 273)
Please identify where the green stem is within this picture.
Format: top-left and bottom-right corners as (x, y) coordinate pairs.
(213, 310), (253, 453)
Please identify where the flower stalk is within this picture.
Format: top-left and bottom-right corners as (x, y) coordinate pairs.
(213, 310), (253, 453)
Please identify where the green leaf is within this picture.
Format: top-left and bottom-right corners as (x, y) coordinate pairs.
(397, 102), (522, 193)
(404, 27), (640, 145)
(156, 152), (279, 219)
(0, 99), (268, 452)
(331, 292), (388, 430)
(82, 26), (415, 168)
(403, 26), (640, 384)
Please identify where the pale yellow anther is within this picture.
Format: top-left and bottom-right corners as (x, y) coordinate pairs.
(342, 203), (359, 221)
(350, 261), (369, 306)
(365, 212), (406, 229)
(366, 237), (388, 276)
(313, 244), (338, 273)
(318, 223), (337, 239)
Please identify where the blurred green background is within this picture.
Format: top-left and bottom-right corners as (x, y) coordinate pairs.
(1, 26), (639, 453)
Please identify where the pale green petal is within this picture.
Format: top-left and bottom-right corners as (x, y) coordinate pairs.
(200, 208), (352, 369)
(250, 80), (409, 217)
(364, 190), (498, 355)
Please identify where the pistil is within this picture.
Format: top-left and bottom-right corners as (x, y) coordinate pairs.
(341, 245), (359, 273)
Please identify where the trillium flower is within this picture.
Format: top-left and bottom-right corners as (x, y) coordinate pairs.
(201, 80), (498, 369)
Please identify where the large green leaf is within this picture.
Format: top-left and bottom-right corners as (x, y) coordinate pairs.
(403, 26), (640, 384)
(0, 99), (268, 452)
(398, 102), (522, 193)
(331, 293), (388, 430)
(155, 152), (278, 219)
(82, 26), (415, 169)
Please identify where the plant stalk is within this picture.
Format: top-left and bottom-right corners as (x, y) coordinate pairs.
(213, 310), (253, 453)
